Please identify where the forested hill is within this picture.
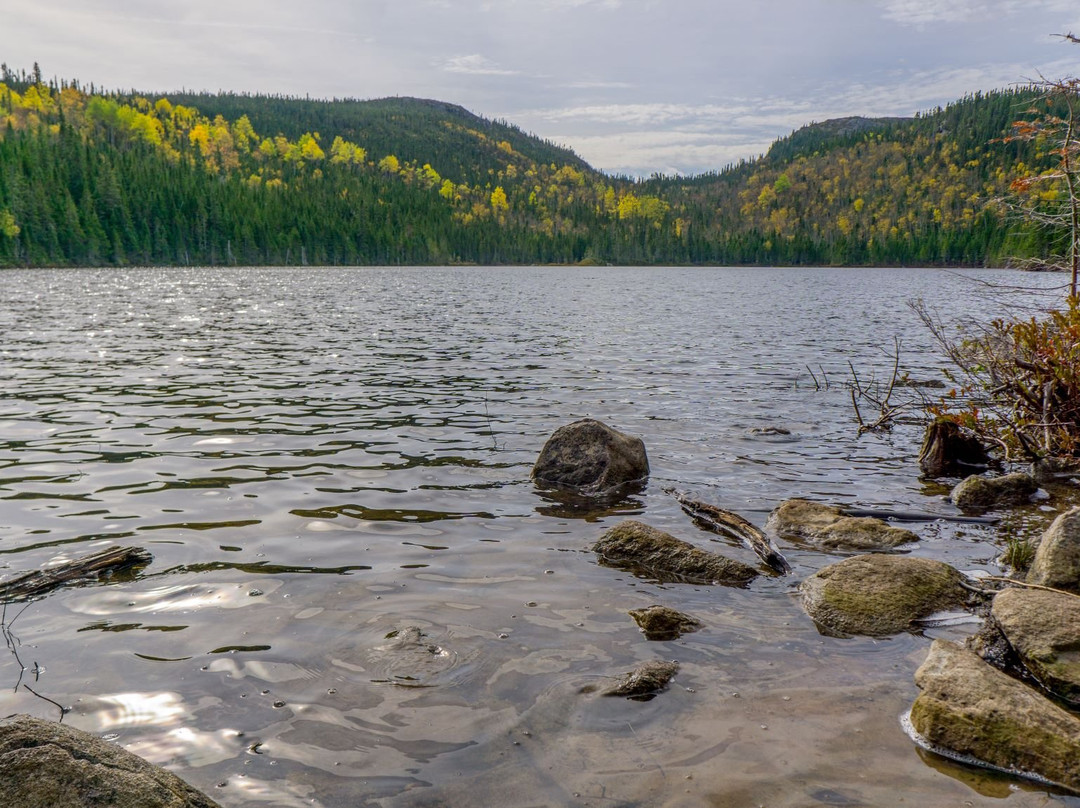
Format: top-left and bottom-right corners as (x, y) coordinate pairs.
(0, 72), (1068, 267)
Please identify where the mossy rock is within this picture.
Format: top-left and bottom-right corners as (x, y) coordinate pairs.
(628, 605), (702, 641)
(767, 499), (918, 551)
(911, 640), (1080, 794)
(0, 714), (221, 808)
(800, 554), (968, 636)
(593, 520), (758, 585)
(1028, 506), (1080, 592)
(600, 660), (679, 699)
(951, 473), (1038, 513)
(991, 587), (1080, 706)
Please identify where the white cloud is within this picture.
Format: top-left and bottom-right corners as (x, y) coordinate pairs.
(879, 0), (1076, 25)
(441, 54), (518, 75)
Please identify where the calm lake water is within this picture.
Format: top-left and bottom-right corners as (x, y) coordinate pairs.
(0, 266), (1076, 808)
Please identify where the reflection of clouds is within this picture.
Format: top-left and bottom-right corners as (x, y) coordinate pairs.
(96, 691), (187, 729)
(125, 726), (240, 767)
(69, 580), (283, 615)
(879, 0), (1075, 24)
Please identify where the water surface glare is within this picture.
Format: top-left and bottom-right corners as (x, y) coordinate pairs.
(0, 266), (1075, 807)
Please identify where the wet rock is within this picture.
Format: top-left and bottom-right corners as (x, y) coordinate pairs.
(766, 499), (918, 551)
(748, 426), (791, 437)
(601, 660), (679, 699)
(532, 419), (649, 495)
(950, 473), (1038, 512)
(628, 605), (702, 641)
(0, 714), (221, 808)
(1031, 456), (1080, 485)
(991, 587), (1080, 706)
(1028, 506), (1080, 592)
(910, 640), (1080, 794)
(918, 418), (990, 478)
(593, 520), (758, 585)
(800, 554), (969, 637)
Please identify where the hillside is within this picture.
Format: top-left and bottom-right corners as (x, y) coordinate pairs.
(0, 70), (1069, 267)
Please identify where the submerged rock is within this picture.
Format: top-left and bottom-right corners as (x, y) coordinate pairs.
(0, 714), (221, 808)
(950, 473), (1038, 512)
(910, 640), (1080, 794)
(532, 419), (649, 495)
(800, 554), (969, 637)
(766, 499), (918, 551)
(601, 659), (680, 699)
(593, 520), (759, 585)
(1028, 506), (1080, 592)
(918, 418), (990, 478)
(991, 587), (1080, 706)
(628, 605), (702, 641)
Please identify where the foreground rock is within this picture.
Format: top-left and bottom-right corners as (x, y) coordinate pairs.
(950, 472), (1038, 512)
(600, 660), (680, 699)
(766, 499), (918, 551)
(918, 418), (991, 477)
(1028, 506), (1080, 592)
(910, 640), (1080, 794)
(800, 554), (969, 636)
(593, 520), (758, 585)
(991, 587), (1080, 706)
(532, 419), (649, 495)
(0, 714), (221, 808)
(628, 605), (702, 641)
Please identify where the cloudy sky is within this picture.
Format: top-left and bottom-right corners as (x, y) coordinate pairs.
(4, 1), (1080, 176)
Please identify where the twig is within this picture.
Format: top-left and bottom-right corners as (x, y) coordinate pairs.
(981, 576), (1080, 599)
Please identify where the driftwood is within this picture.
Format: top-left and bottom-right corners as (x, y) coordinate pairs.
(840, 508), (1000, 525)
(0, 546), (152, 602)
(665, 488), (792, 575)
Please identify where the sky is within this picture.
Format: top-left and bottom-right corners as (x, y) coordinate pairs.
(3, 1), (1080, 177)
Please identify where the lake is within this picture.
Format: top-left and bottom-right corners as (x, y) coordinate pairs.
(0, 266), (1075, 807)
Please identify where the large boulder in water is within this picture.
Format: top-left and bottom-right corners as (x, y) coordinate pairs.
(766, 499), (918, 551)
(918, 417), (990, 477)
(532, 419), (649, 495)
(991, 587), (1080, 707)
(1028, 506), (1080, 592)
(909, 640), (1080, 794)
(593, 520), (758, 585)
(0, 714), (221, 808)
(800, 554), (969, 637)
(950, 472), (1038, 512)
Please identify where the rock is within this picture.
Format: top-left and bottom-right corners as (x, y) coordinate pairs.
(593, 520), (758, 585)
(800, 554), (969, 637)
(765, 499), (918, 551)
(1031, 456), (1080, 485)
(1028, 506), (1080, 592)
(601, 660), (679, 699)
(628, 605), (702, 641)
(0, 714), (221, 808)
(991, 587), (1080, 706)
(910, 640), (1080, 794)
(532, 419), (649, 495)
(950, 473), (1038, 512)
(748, 426), (792, 437)
(918, 418), (990, 477)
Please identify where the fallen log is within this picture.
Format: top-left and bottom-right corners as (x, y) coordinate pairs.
(840, 508), (1000, 525)
(665, 488), (792, 575)
(0, 546), (152, 602)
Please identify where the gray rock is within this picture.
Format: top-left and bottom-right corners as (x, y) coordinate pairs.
(910, 640), (1080, 794)
(918, 417), (990, 477)
(593, 520), (758, 585)
(950, 473), (1038, 512)
(766, 499), (918, 551)
(800, 554), (969, 637)
(1031, 456), (1080, 485)
(628, 605), (702, 641)
(601, 660), (679, 699)
(0, 714), (221, 808)
(991, 587), (1080, 706)
(1028, 506), (1080, 593)
(532, 419), (648, 495)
